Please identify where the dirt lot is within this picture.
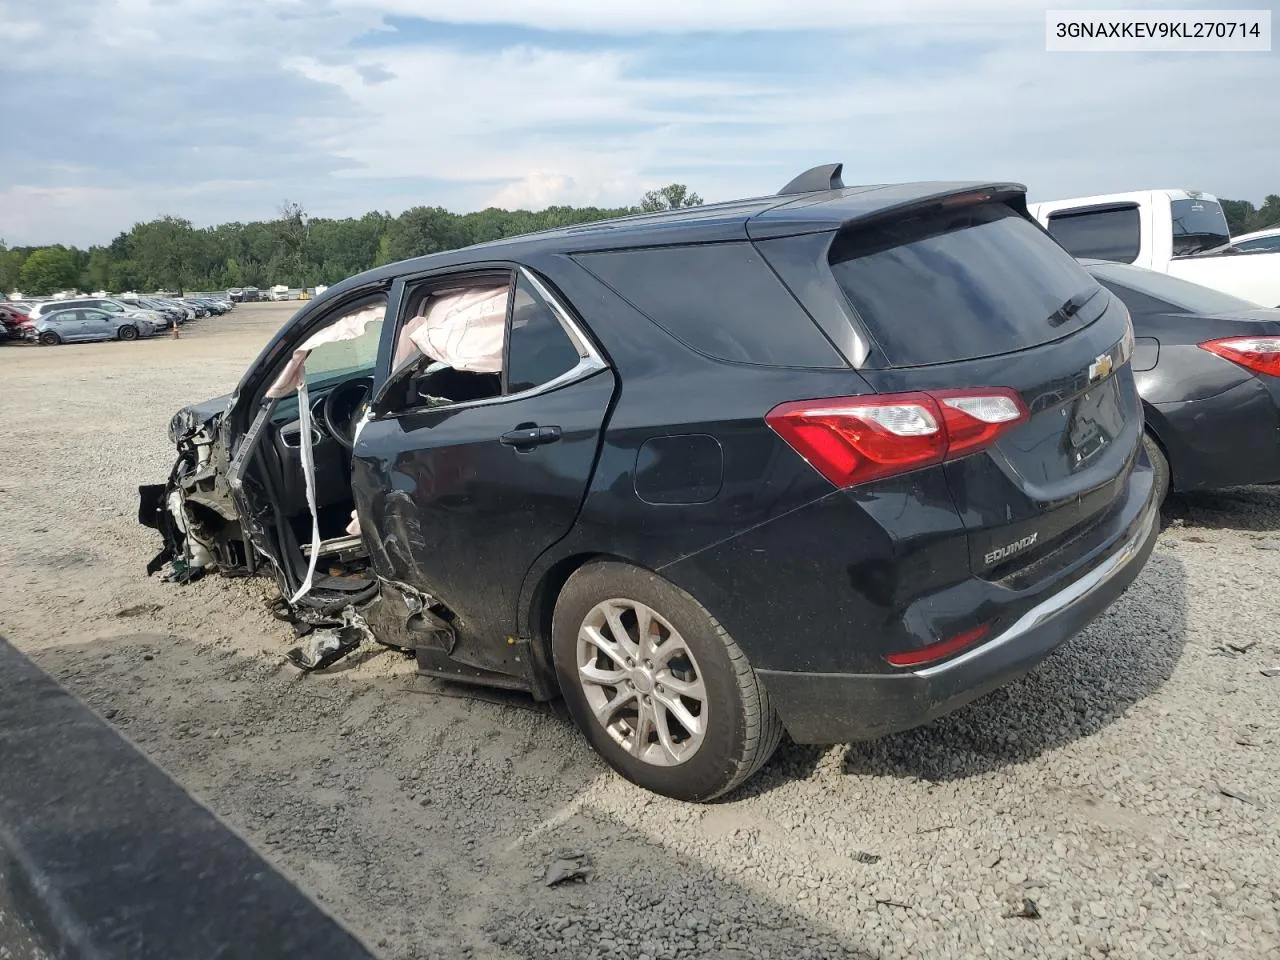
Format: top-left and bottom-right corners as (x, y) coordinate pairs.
(1, 301), (1278, 959)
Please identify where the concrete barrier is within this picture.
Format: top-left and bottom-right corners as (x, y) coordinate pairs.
(0, 638), (376, 960)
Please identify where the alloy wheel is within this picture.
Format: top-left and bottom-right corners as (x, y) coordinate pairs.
(576, 599), (708, 767)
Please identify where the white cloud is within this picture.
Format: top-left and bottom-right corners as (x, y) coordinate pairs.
(275, 27), (1275, 212)
(286, 45), (764, 185)
(333, 0), (1100, 31)
(0, 182), (269, 246)
(1, 0), (1276, 246)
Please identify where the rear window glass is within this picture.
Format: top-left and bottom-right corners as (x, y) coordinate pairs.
(828, 204), (1105, 367)
(573, 243), (844, 368)
(1171, 198), (1230, 256)
(1045, 205), (1141, 263)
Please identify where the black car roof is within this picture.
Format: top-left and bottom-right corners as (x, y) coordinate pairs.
(322, 172), (1026, 299)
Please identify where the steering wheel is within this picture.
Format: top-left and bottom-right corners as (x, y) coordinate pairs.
(321, 376), (374, 450)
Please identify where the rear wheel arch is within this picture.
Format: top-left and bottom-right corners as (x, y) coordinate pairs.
(521, 550), (636, 698)
(1141, 407), (1172, 504)
(1139, 402), (1174, 493)
(549, 558), (783, 801)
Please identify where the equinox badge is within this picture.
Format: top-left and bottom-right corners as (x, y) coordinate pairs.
(985, 532), (1039, 566)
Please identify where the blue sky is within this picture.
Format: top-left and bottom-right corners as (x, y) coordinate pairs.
(1, 0), (1276, 246)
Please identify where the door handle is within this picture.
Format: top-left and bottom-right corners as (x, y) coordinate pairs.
(500, 424), (562, 448)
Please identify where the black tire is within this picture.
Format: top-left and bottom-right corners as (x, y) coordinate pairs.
(118, 325), (139, 341)
(38, 331), (60, 346)
(1144, 430), (1170, 505)
(552, 560), (783, 802)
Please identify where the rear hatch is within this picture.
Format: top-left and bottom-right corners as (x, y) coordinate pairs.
(824, 201), (1143, 582)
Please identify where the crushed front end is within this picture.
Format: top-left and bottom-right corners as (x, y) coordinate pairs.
(138, 395), (253, 584)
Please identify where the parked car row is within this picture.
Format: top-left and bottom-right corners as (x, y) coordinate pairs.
(0, 294), (234, 346)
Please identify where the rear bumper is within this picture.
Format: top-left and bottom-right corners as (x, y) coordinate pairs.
(760, 498), (1160, 744)
(1152, 376), (1280, 491)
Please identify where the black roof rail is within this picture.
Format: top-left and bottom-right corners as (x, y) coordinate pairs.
(777, 163), (845, 196)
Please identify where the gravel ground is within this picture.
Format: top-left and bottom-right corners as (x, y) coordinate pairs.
(1, 302), (1278, 960)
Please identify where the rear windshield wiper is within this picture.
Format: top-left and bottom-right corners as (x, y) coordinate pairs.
(1047, 287), (1101, 327)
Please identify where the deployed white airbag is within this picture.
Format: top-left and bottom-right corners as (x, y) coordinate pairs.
(265, 285), (508, 604)
(266, 304), (387, 400)
(393, 286), (508, 373)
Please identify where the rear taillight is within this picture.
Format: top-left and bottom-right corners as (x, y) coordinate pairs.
(766, 387), (1028, 488)
(885, 622), (994, 668)
(1200, 336), (1280, 377)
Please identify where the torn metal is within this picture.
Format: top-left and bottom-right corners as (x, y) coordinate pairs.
(139, 279), (543, 685)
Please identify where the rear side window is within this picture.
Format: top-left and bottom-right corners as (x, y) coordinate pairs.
(1170, 198), (1230, 256)
(1045, 205), (1141, 263)
(829, 204), (1105, 367)
(506, 274), (583, 393)
(574, 243), (844, 368)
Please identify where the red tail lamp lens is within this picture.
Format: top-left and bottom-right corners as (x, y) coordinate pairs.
(884, 622), (994, 668)
(767, 388), (1027, 488)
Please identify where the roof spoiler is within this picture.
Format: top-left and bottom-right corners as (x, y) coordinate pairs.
(777, 163), (845, 196)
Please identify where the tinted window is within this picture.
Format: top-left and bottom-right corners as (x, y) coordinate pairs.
(1235, 235), (1280, 253)
(828, 204), (1105, 366)
(1046, 206), (1141, 263)
(1088, 261), (1257, 314)
(1171, 198), (1230, 256)
(574, 243), (844, 367)
(506, 275), (583, 394)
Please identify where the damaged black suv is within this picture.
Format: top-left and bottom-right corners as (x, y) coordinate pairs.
(141, 164), (1158, 801)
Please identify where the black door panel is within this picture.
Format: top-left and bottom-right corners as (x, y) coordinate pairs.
(352, 371), (615, 667)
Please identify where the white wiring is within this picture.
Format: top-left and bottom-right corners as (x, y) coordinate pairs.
(289, 379), (322, 604)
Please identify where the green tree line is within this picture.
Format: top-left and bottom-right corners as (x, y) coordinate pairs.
(0, 184), (702, 297)
(4, 185), (1277, 297)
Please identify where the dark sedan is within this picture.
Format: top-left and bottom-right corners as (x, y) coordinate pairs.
(1085, 260), (1280, 501)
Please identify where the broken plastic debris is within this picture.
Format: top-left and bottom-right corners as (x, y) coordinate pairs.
(853, 852), (881, 864)
(1004, 898), (1041, 919)
(116, 603), (162, 618)
(1217, 784), (1264, 808)
(284, 607), (374, 672)
(543, 855), (592, 887)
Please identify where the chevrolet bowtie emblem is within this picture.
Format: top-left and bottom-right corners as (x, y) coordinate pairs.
(1088, 353), (1113, 382)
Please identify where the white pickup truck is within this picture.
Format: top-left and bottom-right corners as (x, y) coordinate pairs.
(1028, 189), (1280, 307)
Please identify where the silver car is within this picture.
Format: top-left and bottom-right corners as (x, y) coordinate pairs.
(34, 307), (157, 345)
(26, 296), (167, 330)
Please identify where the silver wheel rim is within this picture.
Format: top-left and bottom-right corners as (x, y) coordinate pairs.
(576, 599), (708, 767)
